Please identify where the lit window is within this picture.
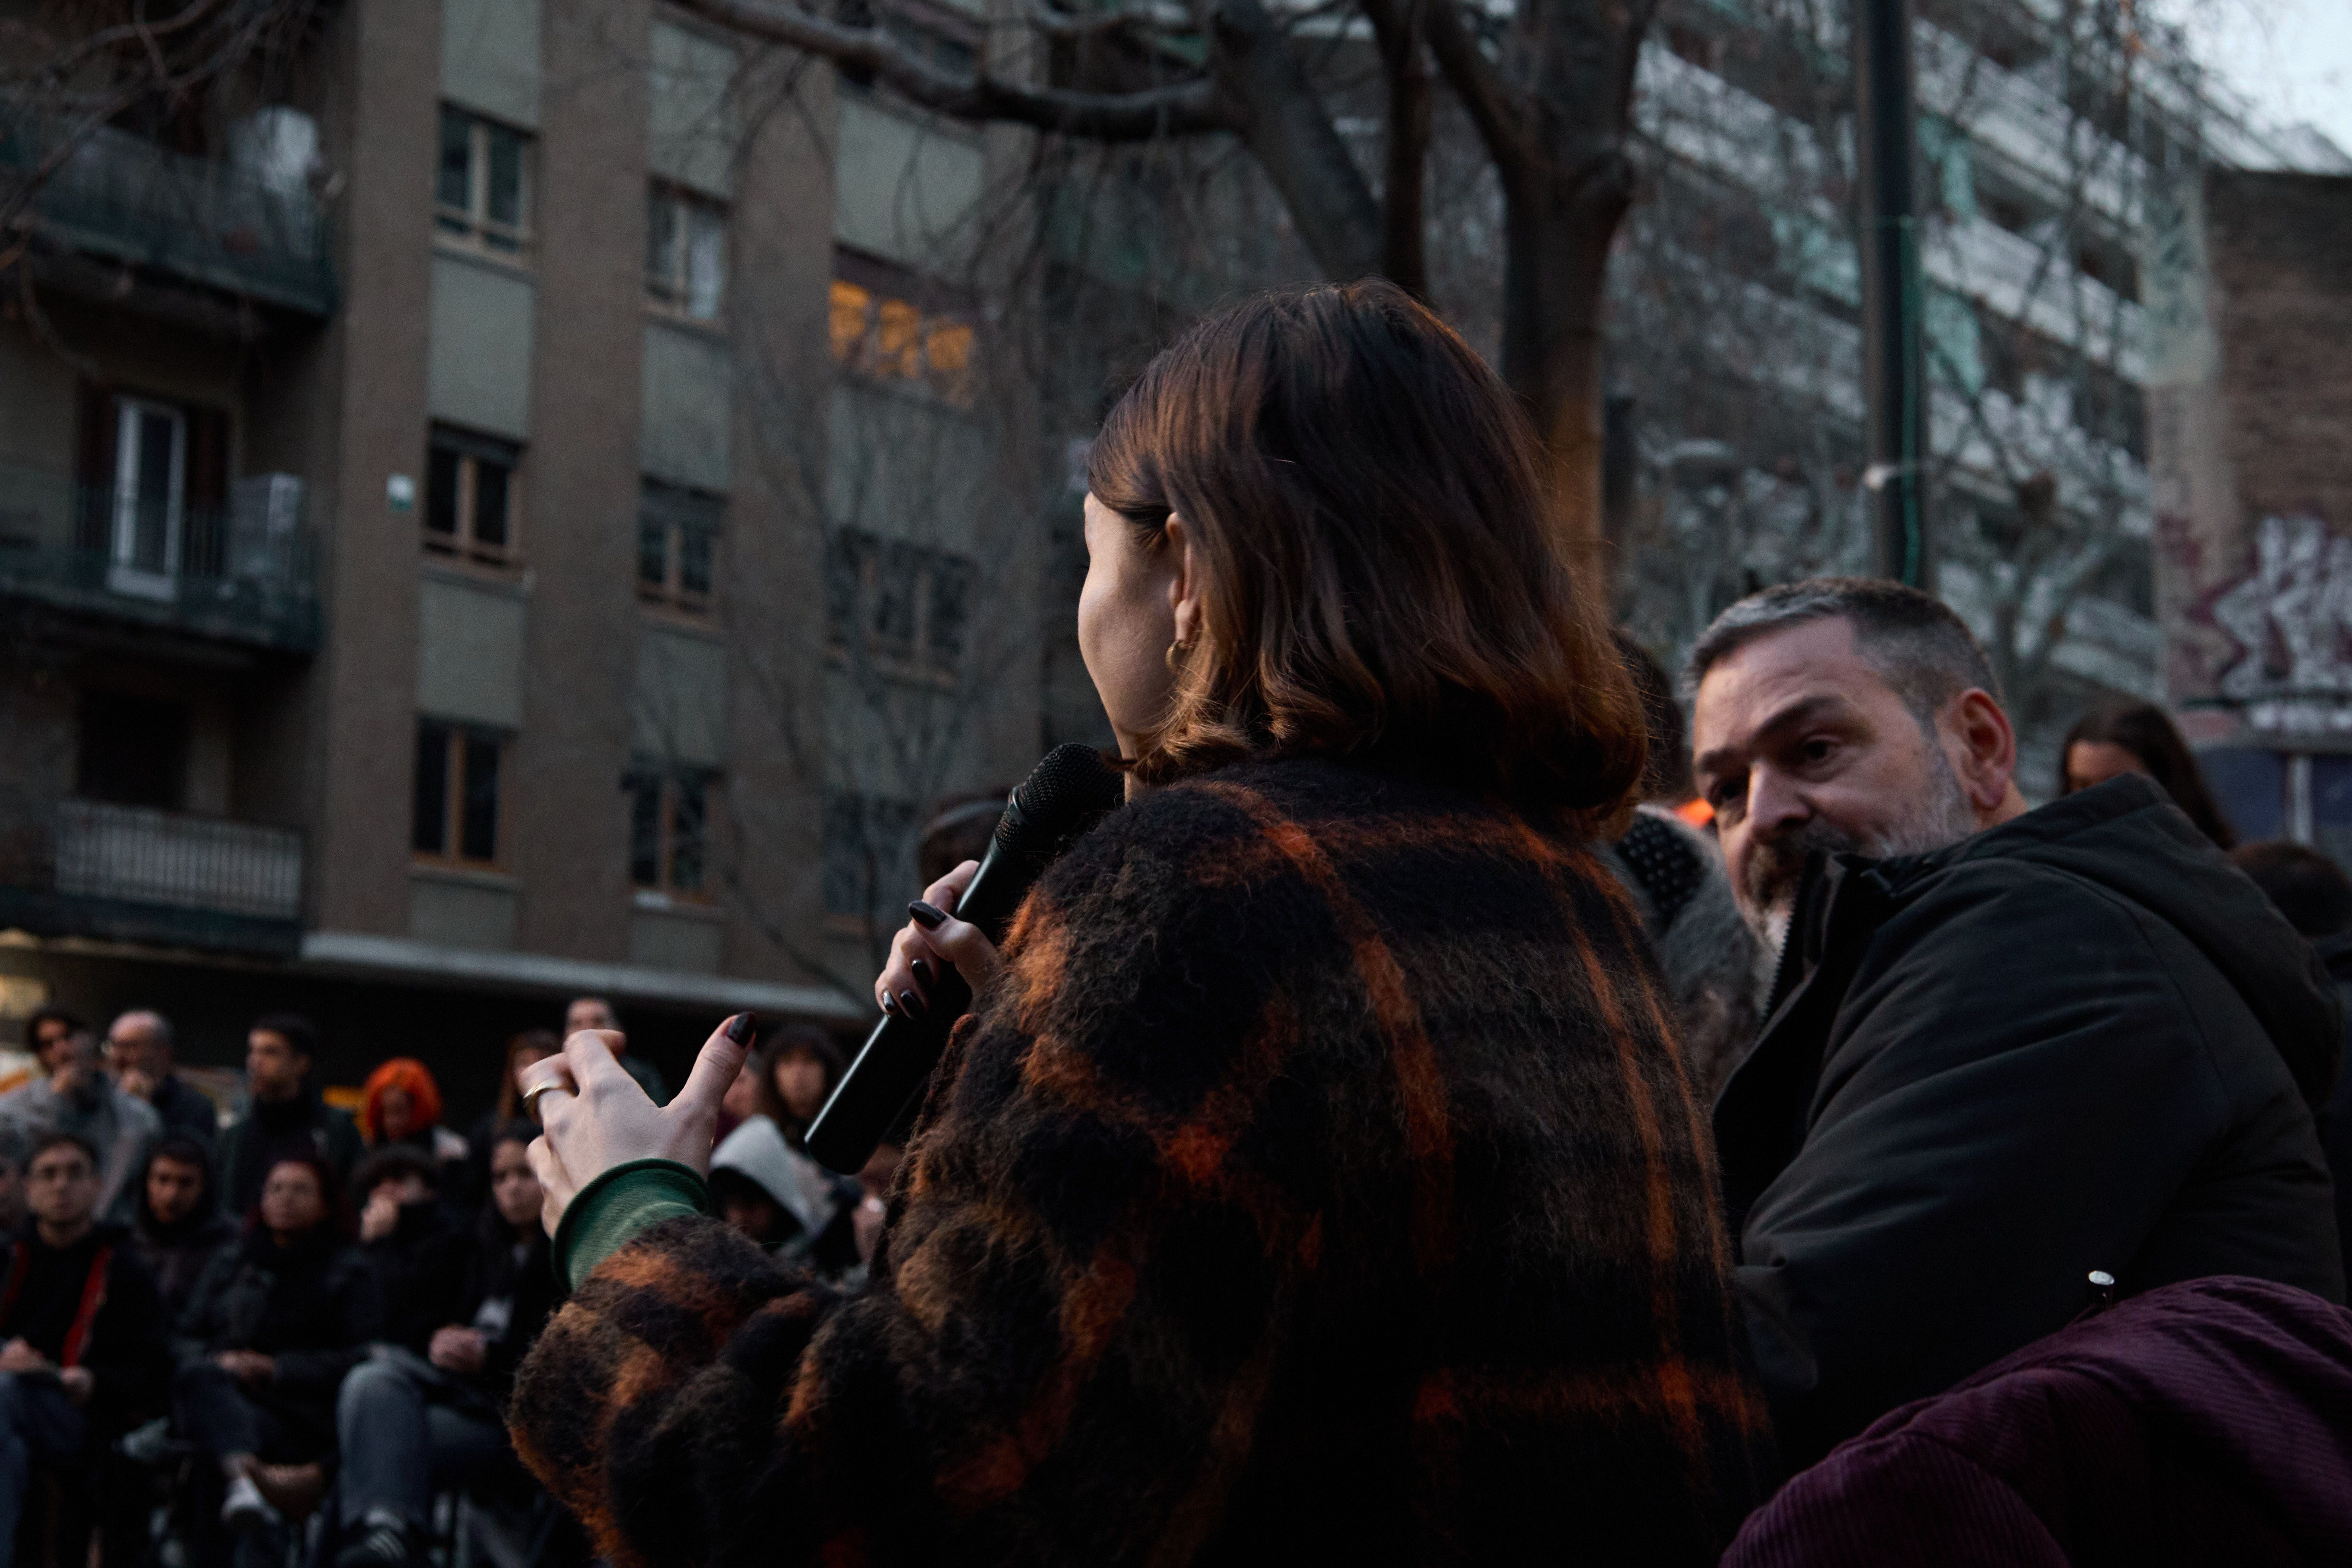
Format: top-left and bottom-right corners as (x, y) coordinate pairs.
(647, 184), (727, 321)
(627, 768), (711, 895)
(425, 426), (521, 564)
(412, 719), (505, 866)
(829, 278), (975, 405)
(436, 106), (533, 257)
(637, 479), (722, 613)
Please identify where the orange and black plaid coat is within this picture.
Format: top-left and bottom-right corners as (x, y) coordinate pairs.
(509, 759), (1772, 1566)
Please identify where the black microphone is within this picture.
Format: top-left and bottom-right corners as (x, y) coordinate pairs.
(804, 744), (1125, 1174)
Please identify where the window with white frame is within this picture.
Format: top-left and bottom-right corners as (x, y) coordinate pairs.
(436, 105), (533, 257)
(646, 184), (726, 321)
(108, 397), (187, 580)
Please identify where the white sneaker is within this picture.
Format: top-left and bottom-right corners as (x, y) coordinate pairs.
(221, 1474), (281, 1533)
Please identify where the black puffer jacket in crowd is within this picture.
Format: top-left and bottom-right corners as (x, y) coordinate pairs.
(1718, 773), (2346, 1471)
(175, 1225), (382, 1444)
(366, 1198), (470, 1355)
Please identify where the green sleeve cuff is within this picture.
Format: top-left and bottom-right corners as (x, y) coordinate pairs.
(554, 1158), (713, 1290)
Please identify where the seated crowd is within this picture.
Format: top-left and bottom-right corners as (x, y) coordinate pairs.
(0, 998), (876, 1568)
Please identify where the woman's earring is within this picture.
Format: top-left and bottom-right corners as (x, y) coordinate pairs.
(1165, 638), (1189, 673)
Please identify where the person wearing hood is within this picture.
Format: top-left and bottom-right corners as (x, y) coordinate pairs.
(175, 1153), (379, 1549)
(707, 1107), (857, 1274)
(1688, 578), (2343, 1472)
(131, 1136), (237, 1323)
(0, 1130), (169, 1568)
(2228, 839), (2352, 1279)
(215, 1016), (364, 1219)
(0, 1010), (161, 1227)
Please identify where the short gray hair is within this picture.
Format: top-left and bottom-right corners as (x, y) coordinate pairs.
(1683, 577), (2000, 720)
(111, 1010), (174, 1052)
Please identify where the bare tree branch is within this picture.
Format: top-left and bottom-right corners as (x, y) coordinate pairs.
(684, 0), (1243, 138)
(1364, 0), (1430, 295)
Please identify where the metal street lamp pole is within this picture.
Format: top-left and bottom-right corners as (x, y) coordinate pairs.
(1854, 0), (1930, 587)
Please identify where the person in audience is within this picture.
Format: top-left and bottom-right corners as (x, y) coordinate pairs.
(759, 1026), (845, 1147)
(356, 1058), (469, 1188)
(0, 1010), (160, 1225)
(562, 998), (663, 1103)
(914, 791), (1008, 889)
(332, 1126), (561, 1568)
(0, 1131), (169, 1568)
(132, 1137), (237, 1324)
(215, 1016), (363, 1219)
(1606, 633), (1763, 1099)
(463, 1030), (559, 1197)
(1688, 577), (2340, 1470)
(175, 1154), (377, 1542)
(2062, 701), (2237, 848)
(351, 1148), (468, 1357)
(707, 1029), (859, 1272)
(2231, 839), (2352, 1273)
(103, 1010), (219, 1149)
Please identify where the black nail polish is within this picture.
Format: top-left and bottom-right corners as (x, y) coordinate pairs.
(726, 1011), (759, 1045)
(879, 992), (898, 1015)
(911, 957), (934, 987)
(908, 900), (948, 929)
(898, 990), (926, 1021)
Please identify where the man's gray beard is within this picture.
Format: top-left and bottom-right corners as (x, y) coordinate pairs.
(1740, 738), (1979, 962)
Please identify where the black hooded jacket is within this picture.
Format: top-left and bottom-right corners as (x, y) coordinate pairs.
(0, 1219), (169, 1432)
(1717, 773), (2345, 1471)
(175, 1224), (380, 1441)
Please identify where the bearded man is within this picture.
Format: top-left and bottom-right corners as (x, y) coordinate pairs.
(1688, 578), (2343, 1471)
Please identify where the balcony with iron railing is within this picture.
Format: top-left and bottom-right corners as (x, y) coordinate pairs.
(0, 463), (320, 652)
(0, 112), (335, 317)
(0, 799), (304, 957)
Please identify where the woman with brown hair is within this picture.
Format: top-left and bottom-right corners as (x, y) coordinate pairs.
(2062, 702), (2238, 848)
(511, 283), (1770, 1564)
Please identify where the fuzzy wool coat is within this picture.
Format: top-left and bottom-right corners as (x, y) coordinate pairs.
(510, 759), (1773, 1566)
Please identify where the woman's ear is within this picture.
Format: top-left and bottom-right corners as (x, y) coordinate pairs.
(1165, 514), (1206, 649)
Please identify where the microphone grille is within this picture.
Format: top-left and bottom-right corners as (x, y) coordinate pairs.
(998, 744), (1124, 852)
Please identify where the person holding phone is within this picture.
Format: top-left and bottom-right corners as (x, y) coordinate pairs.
(512, 283), (1771, 1566)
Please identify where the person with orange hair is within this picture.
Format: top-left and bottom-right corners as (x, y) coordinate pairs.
(356, 1060), (469, 1180)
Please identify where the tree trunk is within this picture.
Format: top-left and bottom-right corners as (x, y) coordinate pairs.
(1498, 157), (1634, 550)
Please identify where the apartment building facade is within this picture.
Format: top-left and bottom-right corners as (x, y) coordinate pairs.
(0, 0), (1044, 1100)
(1613, 0), (2346, 790)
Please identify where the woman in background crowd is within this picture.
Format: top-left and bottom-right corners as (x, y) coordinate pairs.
(706, 1028), (858, 1272)
(2063, 702), (2237, 848)
(130, 1135), (236, 1324)
(465, 1031), (560, 1202)
(357, 1058), (469, 1186)
(332, 1124), (563, 1568)
(175, 1155), (378, 1552)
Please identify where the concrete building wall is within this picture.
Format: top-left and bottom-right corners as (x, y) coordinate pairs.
(417, 573), (529, 727)
(835, 96), (984, 270)
(441, 0), (542, 127)
(641, 321), (731, 488)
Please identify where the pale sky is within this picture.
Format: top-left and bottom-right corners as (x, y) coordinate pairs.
(2164, 0), (2352, 159)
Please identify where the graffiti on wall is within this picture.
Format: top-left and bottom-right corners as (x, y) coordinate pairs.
(2202, 513), (2352, 733)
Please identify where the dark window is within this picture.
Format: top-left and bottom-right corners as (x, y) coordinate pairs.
(823, 792), (914, 919)
(460, 733), (500, 861)
(436, 105), (532, 256)
(424, 426), (521, 564)
(77, 690), (190, 810)
(413, 718), (504, 866)
(824, 527), (976, 681)
(637, 481), (723, 613)
(626, 767), (713, 895)
(412, 722), (450, 853)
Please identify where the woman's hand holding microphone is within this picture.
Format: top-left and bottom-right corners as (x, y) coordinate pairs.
(872, 859), (1003, 1021)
